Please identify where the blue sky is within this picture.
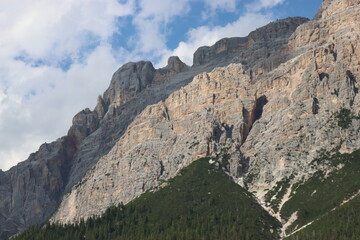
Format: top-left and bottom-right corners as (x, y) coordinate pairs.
(0, 0), (322, 170)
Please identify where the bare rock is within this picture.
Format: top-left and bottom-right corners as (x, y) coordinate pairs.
(50, 0), (360, 227)
(166, 56), (189, 73)
(103, 61), (156, 107)
(0, 137), (76, 239)
(193, 17), (309, 79)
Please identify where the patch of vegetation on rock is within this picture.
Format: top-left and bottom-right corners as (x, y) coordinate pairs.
(265, 175), (294, 213)
(335, 108), (360, 129)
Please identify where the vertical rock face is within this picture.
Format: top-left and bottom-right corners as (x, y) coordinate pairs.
(0, 7), (327, 239)
(193, 17), (309, 78)
(0, 137), (76, 239)
(52, 64), (256, 223)
(166, 56), (189, 73)
(315, 0), (360, 20)
(242, 0), (360, 200)
(68, 108), (102, 146)
(103, 61), (156, 106)
(51, 0), (360, 230)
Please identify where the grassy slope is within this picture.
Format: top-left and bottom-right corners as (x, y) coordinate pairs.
(12, 158), (281, 240)
(280, 150), (360, 234)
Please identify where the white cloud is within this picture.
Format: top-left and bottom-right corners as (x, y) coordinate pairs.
(0, 0), (134, 170)
(246, 0), (285, 12)
(0, 45), (119, 171)
(137, 0), (191, 23)
(0, 0), (134, 61)
(131, 0), (191, 56)
(203, 0), (237, 11)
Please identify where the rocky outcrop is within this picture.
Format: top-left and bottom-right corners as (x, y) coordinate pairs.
(315, 0), (360, 20)
(103, 61), (156, 107)
(0, 137), (76, 239)
(193, 17), (309, 78)
(0, 10), (318, 239)
(51, 0), (360, 232)
(153, 56), (190, 85)
(166, 56), (189, 73)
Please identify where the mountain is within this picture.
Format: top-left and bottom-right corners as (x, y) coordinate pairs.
(1, 0), (360, 239)
(0, 15), (306, 239)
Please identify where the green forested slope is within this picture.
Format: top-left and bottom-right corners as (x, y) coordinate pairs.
(12, 158), (280, 240)
(286, 194), (360, 240)
(281, 150), (360, 235)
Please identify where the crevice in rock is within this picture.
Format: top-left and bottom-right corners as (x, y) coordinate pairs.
(346, 70), (359, 93)
(251, 95), (268, 123)
(141, 183), (145, 192)
(159, 161), (165, 176)
(346, 70), (358, 106)
(319, 72), (329, 81)
(212, 124), (223, 143)
(223, 124), (234, 139)
(330, 44), (337, 61)
(324, 43), (337, 61)
(312, 97), (320, 114)
(241, 95), (268, 144)
(240, 108), (250, 144)
(162, 102), (171, 121)
(332, 51), (338, 61)
(346, 70), (358, 93)
(331, 88), (339, 97)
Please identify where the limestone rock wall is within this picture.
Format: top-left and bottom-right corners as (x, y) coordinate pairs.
(52, 64), (255, 223)
(0, 137), (76, 238)
(52, 0), (360, 225)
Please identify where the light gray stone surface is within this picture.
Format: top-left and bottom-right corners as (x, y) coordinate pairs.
(51, 0), (360, 228)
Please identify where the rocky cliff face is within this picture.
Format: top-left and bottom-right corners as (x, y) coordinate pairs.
(52, 0), (360, 234)
(0, 55), (198, 239)
(0, 137), (76, 238)
(245, 0), (360, 197)
(0, 15), (307, 238)
(193, 17), (308, 77)
(50, 0), (360, 235)
(2, 0), (360, 238)
(51, 63), (254, 223)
